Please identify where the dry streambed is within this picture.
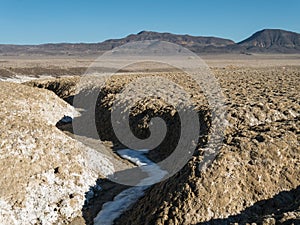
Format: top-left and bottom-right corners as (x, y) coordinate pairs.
(25, 71), (212, 224)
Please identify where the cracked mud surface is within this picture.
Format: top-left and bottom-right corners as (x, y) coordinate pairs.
(113, 66), (300, 225)
(0, 62), (299, 224)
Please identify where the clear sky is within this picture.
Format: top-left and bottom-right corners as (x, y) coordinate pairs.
(1, 0), (299, 44)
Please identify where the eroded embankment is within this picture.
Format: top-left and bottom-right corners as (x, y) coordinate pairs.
(24, 72), (212, 224)
(0, 82), (114, 225)
(25, 72), (211, 162)
(22, 66), (300, 225)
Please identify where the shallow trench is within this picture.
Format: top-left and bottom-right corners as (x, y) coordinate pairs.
(31, 76), (211, 225)
(71, 91), (209, 225)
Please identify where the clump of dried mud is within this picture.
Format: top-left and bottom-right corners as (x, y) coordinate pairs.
(0, 82), (114, 224)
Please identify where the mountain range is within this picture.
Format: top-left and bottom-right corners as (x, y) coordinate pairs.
(0, 29), (299, 55)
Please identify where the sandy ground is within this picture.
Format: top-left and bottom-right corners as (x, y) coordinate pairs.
(0, 53), (300, 69)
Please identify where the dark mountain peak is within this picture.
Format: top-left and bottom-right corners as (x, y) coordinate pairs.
(137, 30), (154, 35)
(238, 29), (300, 51)
(258, 28), (298, 34)
(137, 30), (147, 35)
(244, 29), (299, 40)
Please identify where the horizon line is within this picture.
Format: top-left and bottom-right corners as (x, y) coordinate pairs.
(0, 27), (299, 46)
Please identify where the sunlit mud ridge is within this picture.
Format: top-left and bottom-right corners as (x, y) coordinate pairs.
(0, 82), (114, 224)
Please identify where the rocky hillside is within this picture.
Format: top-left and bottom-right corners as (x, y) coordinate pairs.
(238, 29), (300, 53)
(1, 29), (300, 55)
(100, 31), (234, 50)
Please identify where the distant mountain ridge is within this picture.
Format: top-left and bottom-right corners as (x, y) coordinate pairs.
(238, 29), (300, 53)
(0, 29), (299, 55)
(101, 30), (235, 48)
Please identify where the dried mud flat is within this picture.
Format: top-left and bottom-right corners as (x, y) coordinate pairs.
(0, 56), (299, 225)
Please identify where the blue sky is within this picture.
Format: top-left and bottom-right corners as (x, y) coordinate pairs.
(0, 0), (299, 44)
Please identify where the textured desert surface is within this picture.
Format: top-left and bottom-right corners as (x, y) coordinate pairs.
(0, 54), (299, 225)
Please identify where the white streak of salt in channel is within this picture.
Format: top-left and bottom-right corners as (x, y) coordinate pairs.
(94, 149), (167, 225)
(0, 75), (54, 83)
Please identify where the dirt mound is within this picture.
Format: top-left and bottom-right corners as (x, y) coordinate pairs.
(0, 82), (114, 224)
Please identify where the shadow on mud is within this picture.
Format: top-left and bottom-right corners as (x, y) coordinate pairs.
(196, 185), (300, 225)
